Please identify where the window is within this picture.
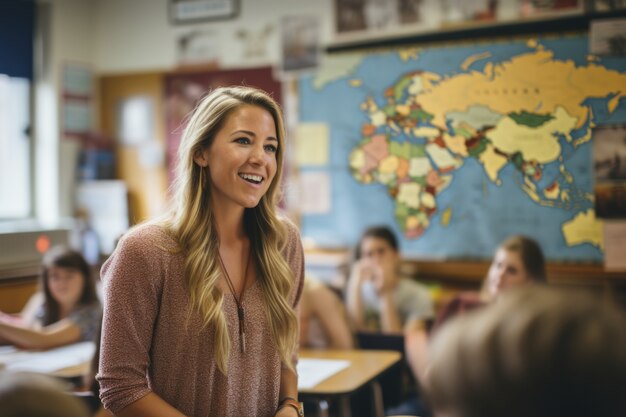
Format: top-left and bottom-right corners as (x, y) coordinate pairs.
(0, 75), (31, 218)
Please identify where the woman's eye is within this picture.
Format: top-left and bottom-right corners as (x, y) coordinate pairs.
(264, 144), (278, 153)
(235, 137), (251, 144)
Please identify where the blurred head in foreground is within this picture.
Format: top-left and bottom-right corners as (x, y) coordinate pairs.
(0, 372), (89, 417)
(424, 286), (626, 417)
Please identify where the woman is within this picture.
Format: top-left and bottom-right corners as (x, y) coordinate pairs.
(98, 86), (305, 417)
(0, 246), (101, 350)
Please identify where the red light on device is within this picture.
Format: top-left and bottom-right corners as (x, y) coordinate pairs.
(36, 234), (51, 253)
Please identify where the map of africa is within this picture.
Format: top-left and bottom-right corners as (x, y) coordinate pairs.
(298, 36), (626, 261)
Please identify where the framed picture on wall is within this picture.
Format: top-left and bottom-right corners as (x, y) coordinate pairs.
(169, 0), (239, 24)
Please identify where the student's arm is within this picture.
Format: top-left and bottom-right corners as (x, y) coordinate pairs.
(115, 393), (186, 417)
(313, 285), (354, 349)
(404, 319), (430, 384)
(378, 290), (402, 333)
(0, 319), (81, 350)
(19, 292), (45, 327)
(346, 262), (367, 330)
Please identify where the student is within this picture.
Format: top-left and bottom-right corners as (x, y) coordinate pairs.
(424, 286), (626, 417)
(432, 234), (546, 330)
(346, 225), (433, 337)
(346, 225), (433, 413)
(299, 275), (354, 349)
(399, 235), (546, 417)
(98, 86), (305, 417)
(0, 372), (90, 417)
(0, 246), (101, 350)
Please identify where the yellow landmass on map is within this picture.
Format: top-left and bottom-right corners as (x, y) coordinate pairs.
(443, 133), (469, 157)
(488, 107), (577, 163)
(441, 207), (452, 226)
(412, 126), (440, 138)
(378, 155), (400, 185)
(398, 182), (421, 209)
(398, 47), (421, 62)
(414, 49), (626, 129)
(461, 52), (492, 71)
(409, 157), (431, 178)
(562, 209), (604, 250)
(544, 183), (560, 200)
(426, 143), (463, 170)
(478, 143), (507, 184)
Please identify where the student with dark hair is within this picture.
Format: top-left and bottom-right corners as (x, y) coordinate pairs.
(0, 246), (101, 349)
(424, 286), (626, 417)
(98, 86), (305, 417)
(346, 225), (433, 414)
(347, 225), (433, 336)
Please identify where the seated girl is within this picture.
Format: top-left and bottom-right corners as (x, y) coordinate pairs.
(0, 246), (101, 350)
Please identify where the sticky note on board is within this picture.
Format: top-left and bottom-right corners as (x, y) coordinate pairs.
(295, 123), (329, 166)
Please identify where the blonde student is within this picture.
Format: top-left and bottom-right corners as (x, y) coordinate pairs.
(98, 86), (305, 417)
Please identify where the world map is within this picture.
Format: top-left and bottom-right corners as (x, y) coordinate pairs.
(298, 36), (626, 261)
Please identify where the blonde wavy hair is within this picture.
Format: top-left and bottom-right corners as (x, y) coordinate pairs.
(162, 86), (297, 374)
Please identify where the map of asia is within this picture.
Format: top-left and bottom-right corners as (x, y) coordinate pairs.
(298, 36), (626, 261)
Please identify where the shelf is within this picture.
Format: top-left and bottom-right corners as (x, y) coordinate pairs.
(326, 10), (626, 53)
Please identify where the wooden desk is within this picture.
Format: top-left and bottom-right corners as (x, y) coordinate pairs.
(299, 349), (402, 417)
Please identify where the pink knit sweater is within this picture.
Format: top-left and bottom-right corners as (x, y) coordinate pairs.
(97, 221), (304, 417)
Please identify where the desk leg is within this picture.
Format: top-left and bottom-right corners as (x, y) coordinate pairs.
(371, 380), (385, 417)
(339, 396), (352, 417)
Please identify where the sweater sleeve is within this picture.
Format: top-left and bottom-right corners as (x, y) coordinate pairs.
(97, 226), (164, 414)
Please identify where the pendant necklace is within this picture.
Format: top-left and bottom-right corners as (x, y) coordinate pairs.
(217, 247), (251, 354)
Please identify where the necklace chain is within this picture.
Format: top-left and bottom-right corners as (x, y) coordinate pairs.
(217, 247), (250, 354)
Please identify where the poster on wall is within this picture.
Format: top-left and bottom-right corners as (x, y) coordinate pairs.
(593, 125), (626, 219)
(164, 66), (282, 185)
(62, 62), (93, 140)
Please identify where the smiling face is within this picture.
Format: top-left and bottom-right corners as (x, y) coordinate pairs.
(46, 266), (85, 309)
(195, 104), (278, 212)
(486, 248), (532, 298)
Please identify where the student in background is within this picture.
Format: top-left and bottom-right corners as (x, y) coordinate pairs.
(299, 275), (354, 349)
(432, 234), (546, 330)
(424, 286), (626, 417)
(346, 225), (433, 338)
(98, 86), (305, 417)
(0, 246), (101, 350)
(346, 225), (433, 415)
(0, 372), (89, 417)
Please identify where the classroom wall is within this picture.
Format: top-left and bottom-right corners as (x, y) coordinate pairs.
(92, 0), (334, 74)
(38, 0), (333, 226)
(35, 0), (96, 224)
